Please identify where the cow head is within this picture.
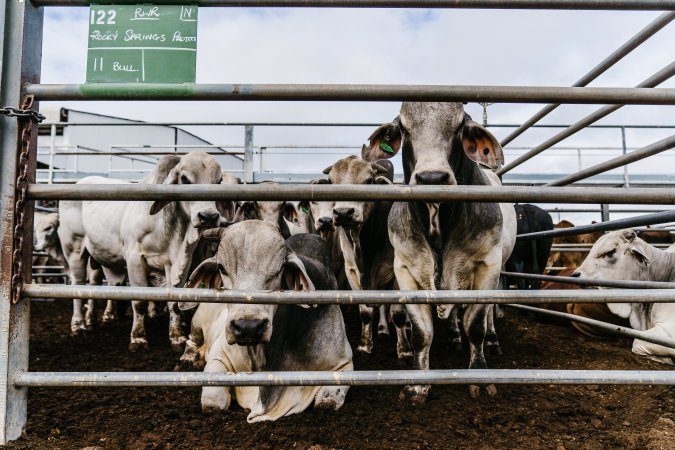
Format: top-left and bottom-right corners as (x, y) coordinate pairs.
(298, 179), (335, 239)
(187, 221), (314, 346)
(234, 182), (298, 233)
(573, 229), (655, 325)
(320, 155), (393, 230)
(34, 213), (60, 252)
(366, 102), (503, 185)
(149, 151), (224, 229)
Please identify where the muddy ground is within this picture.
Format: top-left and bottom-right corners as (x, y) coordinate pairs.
(5, 300), (675, 449)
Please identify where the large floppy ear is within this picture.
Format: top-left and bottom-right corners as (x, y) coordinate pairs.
(181, 256), (221, 311)
(283, 202), (301, 225)
(363, 120), (402, 161)
(150, 166), (179, 215)
(630, 240), (652, 267)
(283, 252), (315, 308)
(461, 117), (504, 170)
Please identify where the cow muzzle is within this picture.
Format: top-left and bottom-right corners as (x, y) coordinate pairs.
(228, 318), (271, 346)
(333, 206), (363, 228)
(316, 216), (334, 232)
(195, 209), (221, 229)
(414, 170), (453, 185)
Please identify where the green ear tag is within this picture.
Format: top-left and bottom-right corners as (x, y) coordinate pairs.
(199, 282), (205, 288)
(301, 206), (309, 214)
(379, 142), (394, 154)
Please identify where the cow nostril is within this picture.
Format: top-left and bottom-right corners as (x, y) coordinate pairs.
(198, 211), (220, 223)
(231, 319), (268, 342)
(318, 217), (334, 228)
(333, 208), (355, 220)
(415, 171), (450, 185)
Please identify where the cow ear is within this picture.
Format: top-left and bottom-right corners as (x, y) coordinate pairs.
(181, 256), (220, 310)
(150, 166), (179, 215)
(283, 252), (315, 308)
(202, 227), (226, 241)
(297, 201), (310, 216)
(622, 229), (637, 242)
(607, 303), (633, 319)
(461, 118), (504, 170)
(283, 203), (300, 224)
(322, 165), (333, 175)
(363, 121), (402, 161)
(630, 243), (651, 267)
(310, 178), (331, 185)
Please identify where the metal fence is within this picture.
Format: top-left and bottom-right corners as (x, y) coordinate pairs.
(2, 0), (675, 445)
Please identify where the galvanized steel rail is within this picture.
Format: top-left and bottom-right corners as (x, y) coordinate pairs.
(500, 271), (675, 290)
(517, 210), (675, 240)
(24, 83), (675, 104)
(500, 11), (675, 147)
(26, 184), (675, 204)
(546, 134), (675, 186)
(496, 61), (675, 175)
(507, 304), (675, 350)
(29, 0), (675, 9)
(13, 370), (675, 388)
(21, 284), (675, 305)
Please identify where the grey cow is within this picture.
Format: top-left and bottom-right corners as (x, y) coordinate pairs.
(322, 153), (411, 358)
(370, 102), (516, 402)
(179, 221), (353, 421)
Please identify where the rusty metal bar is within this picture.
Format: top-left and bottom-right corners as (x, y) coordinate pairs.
(25, 184), (675, 204)
(508, 304), (675, 350)
(497, 61), (675, 175)
(20, 284), (675, 305)
(500, 12), (675, 147)
(547, 134), (675, 186)
(517, 210), (675, 240)
(23, 83), (675, 104)
(13, 369), (675, 387)
(29, 0), (675, 9)
(500, 271), (675, 289)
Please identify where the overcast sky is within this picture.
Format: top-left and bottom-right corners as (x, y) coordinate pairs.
(41, 7), (675, 192)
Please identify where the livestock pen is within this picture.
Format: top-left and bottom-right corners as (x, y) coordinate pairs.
(1, 1), (675, 447)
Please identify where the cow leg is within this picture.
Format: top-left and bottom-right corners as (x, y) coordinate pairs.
(466, 262), (501, 398)
(485, 306), (502, 356)
(127, 253), (150, 351)
(84, 265), (103, 331)
(102, 268), (126, 324)
(444, 306), (460, 352)
(357, 305), (375, 354)
(168, 301), (187, 352)
(147, 301), (159, 319)
(377, 305), (389, 335)
(68, 257), (88, 336)
(391, 304), (412, 359)
(315, 386), (349, 411)
(201, 359), (231, 414)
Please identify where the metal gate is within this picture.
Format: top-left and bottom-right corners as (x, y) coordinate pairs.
(2, 0), (675, 444)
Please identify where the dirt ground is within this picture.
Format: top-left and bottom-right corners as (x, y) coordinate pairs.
(5, 300), (675, 449)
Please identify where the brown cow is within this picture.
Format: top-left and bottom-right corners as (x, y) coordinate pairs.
(546, 220), (603, 272)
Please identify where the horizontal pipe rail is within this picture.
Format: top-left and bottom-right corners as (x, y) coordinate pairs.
(21, 284), (675, 305)
(547, 134), (675, 186)
(497, 61), (675, 175)
(501, 271), (675, 289)
(508, 304), (675, 350)
(25, 184), (675, 204)
(13, 369), (675, 388)
(24, 84), (675, 104)
(30, 0), (675, 9)
(517, 210), (675, 240)
(500, 11), (675, 147)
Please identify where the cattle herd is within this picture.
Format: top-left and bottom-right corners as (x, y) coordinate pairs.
(31, 102), (675, 422)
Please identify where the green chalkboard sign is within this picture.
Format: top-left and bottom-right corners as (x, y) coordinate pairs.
(87, 5), (198, 83)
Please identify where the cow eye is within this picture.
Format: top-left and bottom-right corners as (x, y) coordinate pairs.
(181, 175), (192, 185)
(602, 249), (616, 258)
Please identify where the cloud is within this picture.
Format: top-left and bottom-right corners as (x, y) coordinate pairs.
(40, 7), (675, 185)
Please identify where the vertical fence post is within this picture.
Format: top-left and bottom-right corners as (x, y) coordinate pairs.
(0, 0), (43, 444)
(621, 126), (630, 188)
(48, 124), (56, 184)
(577, 148), (582, 172)
(601, 204), (610, 222)
(244, 125), (254, 183)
